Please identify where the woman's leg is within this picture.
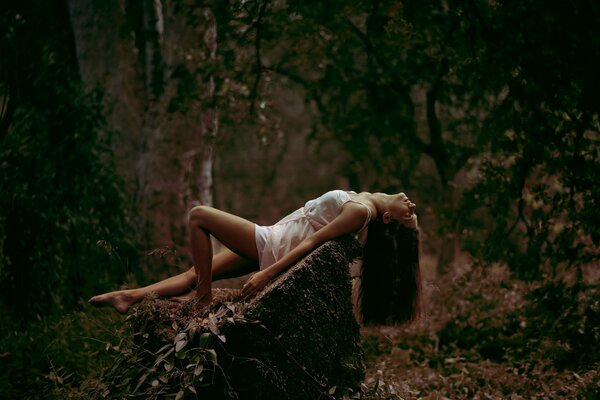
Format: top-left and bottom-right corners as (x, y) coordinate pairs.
(88, 268), (196, 314)
(187, 205), (258, 305)
(89, 206), (259, 313)
(88, 249), (258, 313)
(170, 249), (258, 302)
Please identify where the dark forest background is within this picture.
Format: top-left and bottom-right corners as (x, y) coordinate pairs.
(0, 0), (598, 398)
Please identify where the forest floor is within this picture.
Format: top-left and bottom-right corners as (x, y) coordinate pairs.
(1, 254), (598, 399)
(361, 323), (598, 400)
(359, 256), (599, 400)
(216, 253), (599, 399)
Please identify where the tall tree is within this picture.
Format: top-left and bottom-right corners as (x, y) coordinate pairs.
(67, 0), (219, 249)
(0, 0), (133, 317)
(221, 0), (599, 278)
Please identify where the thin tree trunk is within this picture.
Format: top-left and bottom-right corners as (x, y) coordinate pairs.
(197, 7), (218, 207)
(425, 80), (458, 276)
(176, 7), (218, 209)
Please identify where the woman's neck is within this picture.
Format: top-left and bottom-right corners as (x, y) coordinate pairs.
(351, 192), (390, 218)
(368, 192), (391, 214)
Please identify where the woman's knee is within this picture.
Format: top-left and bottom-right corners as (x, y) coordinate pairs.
(188, 205), (212, 226)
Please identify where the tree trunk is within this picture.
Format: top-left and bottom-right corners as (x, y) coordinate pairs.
(67, 0), (218, 248)
(178, 7), (218, 209)
(424, 83), (458, 276)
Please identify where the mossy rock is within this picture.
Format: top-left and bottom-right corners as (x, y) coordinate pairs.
(126, 236), (364, 399)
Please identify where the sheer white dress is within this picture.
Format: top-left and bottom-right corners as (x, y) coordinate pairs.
(254, 190), (371, 270)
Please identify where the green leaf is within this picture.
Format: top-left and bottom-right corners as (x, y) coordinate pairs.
(155, 343), (172, 354)
(208, 318), (219, 335)
(173, 332), (187, 343)
(175, 339), (188, 352)
(205, 349), (218, 363)
(198, 332), (211, 348)
(154, 347), (175, 366)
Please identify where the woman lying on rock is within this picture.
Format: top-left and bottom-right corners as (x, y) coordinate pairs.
(89, 190), (422, 324)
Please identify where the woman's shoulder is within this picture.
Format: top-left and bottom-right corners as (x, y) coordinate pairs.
(323, 189), (349, 196)
(305, 190), (350, 214)
(308, 189), (348, 203)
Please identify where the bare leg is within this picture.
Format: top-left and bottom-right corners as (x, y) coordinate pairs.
(187, 206), (258, 305)
(171, 249), (258, 302)
(88, 250), (258, 313)
(88, 268), (196, 314)
(90, 206), (259, 313)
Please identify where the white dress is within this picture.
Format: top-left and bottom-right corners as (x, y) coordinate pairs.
(254, 190), (371, 270)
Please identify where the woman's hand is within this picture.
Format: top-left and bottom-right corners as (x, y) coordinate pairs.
(241, 270), (272, 297)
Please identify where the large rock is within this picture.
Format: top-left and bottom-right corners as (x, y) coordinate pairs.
(125, 236), (364, 399)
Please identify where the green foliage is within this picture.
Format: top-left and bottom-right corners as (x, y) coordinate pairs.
(453, 0), (600, 278)
(57, 299), (241, 400)
(215, 0), (600, 279)
(0, 83), (135, 318)
(0, 308), (124, 399)
(435, 264), (599, 371)
(0, 1), (136, 320)
(522, 281), (600, 370)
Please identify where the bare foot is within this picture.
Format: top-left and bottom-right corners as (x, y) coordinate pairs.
(88, 290), (138, 314)
(191, 292), (212, 314)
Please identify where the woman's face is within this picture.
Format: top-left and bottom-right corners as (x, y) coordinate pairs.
(388, 193), (417, 228)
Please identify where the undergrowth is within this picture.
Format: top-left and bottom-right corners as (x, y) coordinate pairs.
(361, 262), (600, 399)
(1, 261), (598, 399)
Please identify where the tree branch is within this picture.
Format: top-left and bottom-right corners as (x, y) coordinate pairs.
(264, 63), (327, 120)
(345, 18), (428, 152)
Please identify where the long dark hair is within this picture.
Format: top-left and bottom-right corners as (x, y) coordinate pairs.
(357, 218), (422, 325)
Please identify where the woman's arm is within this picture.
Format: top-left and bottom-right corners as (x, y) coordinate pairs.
(241, 202), (368, 296)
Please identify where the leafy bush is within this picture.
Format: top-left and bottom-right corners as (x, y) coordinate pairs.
(0, 1), (137, 321)
(77, 298), (238, 400)
(522, 281), (600, 370)
(436, 264), (599, 371)
(0, 81), (136, 320)
(0, 308), (124, 399)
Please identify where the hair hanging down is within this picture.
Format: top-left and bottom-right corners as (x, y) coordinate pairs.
(358, 218), (422, 325)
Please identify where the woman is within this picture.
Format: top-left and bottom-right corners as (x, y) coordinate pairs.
(89, 190), (421, 325)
